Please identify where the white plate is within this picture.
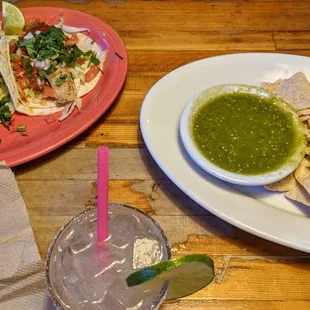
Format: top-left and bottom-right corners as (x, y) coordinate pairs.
(140, 53), (310, 253)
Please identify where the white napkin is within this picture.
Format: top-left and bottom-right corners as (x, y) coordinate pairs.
(0, 163), (54, 309)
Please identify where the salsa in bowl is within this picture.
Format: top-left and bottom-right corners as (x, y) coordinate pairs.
(180, 84), (307, 186)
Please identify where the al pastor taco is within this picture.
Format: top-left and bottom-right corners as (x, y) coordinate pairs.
(0, 20), (106, 120)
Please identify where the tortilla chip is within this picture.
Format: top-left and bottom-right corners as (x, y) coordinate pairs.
(295, 157), (310, 193)
(277, 72), (310, 111)
(300, 115), (310, 122)
(261, 79), (284, 94)
(306, 144), (310, 155)
(298, 108), (310, 116)
(266, 166), (310, 206)
(285, 182), (310, 207)
(262, 72), (310, 207)
(262, 72), (310, 111)
(265, 173), (296, 192)
(302, 122), (310, 141)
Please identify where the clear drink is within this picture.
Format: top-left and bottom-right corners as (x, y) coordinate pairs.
(46, 204), (171, 309)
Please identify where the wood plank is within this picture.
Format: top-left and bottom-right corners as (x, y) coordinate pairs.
(103, 92), (145, 122)
(172, 233), (305, 257)
(96, 179), (211, 216)
(19, 1), (310, 33)
(127, 50), (310, 75)
(122, 71), (163, 95)
(201, 257), (310, 300)
(274, 32), (310, 50)
(80, 122), (143, 148)
(155, 255), (310, 302)
(161, 300), (310, 310)
(15, 148), (166, 180)
(121, 31), (275, 51)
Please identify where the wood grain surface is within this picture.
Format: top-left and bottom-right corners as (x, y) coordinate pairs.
(12, 0), (310, 309)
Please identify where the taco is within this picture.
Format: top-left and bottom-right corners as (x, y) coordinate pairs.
(0, 20), (106, 120)
(0, 38), (14, 128)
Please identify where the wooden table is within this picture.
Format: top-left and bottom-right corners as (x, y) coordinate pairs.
(13, 1), (310, 309)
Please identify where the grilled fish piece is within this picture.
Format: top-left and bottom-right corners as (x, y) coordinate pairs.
(47, 68), (77, 104)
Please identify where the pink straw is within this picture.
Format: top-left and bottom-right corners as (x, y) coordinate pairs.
(97, 146), (109, 245)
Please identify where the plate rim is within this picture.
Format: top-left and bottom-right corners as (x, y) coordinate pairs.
(140, 52), (310, 253)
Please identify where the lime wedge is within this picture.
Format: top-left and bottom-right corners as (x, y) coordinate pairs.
(126, 254), (214, 300)
(2, 1), (25, 35)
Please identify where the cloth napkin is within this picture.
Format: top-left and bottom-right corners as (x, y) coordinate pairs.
(0, 162), (54, 309)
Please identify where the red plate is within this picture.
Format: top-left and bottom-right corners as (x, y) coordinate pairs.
(0, 7), (127, 167)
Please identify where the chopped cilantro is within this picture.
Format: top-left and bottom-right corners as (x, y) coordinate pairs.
(0, 95), (11, 106)
(84, 50), (100, 67)
(17, 26), (65, 61)
(0, 95), (12, 129)
(15, 26), (101, 83)
(38, 70), (47, 80)
(46, 66), (56, 75)
(55, 74), (68, 86)
(38, 66), (56, 81)
(90, 53), (100, 66)
(17, 125), (26, 132)
(21, 57), (33, 77)
(18, 37), (37, 58)
(13, 125), (27, 136)
(59, 45), (83, 67)
(83, 50), (93, 57)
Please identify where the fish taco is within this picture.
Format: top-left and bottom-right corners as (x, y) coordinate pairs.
(0, 20), (106, 120)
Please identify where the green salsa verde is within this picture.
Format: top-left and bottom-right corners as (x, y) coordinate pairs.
(192, 92), (303, 175)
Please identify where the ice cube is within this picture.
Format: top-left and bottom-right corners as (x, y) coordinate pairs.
(102, 290), (124, 309)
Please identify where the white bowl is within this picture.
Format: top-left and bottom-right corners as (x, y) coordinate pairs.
(179, 84), (307, 186)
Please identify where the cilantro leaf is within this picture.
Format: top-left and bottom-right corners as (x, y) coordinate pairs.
(0, 102), (12, 128)
(55, 74), (68, 86)
(17, 37), (37, 58)
(21, 57), (33, 77)
(90, 53), (100, 66)
(17, 125), (26, 132)
(0, 95), (11, 107)
(38, 70), (47, 80)
(46, 66), (56, 75)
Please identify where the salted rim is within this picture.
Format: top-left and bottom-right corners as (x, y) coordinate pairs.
(45, 203), (172, 310)
(179, 84), (307, 186)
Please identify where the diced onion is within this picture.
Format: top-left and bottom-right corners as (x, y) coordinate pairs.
(24, 32), (34, 40)
(58, 98), (82, 121)
(34, 61), (46, 69)
(61, 24), (89, 33)
(37, 77), (44, 87)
